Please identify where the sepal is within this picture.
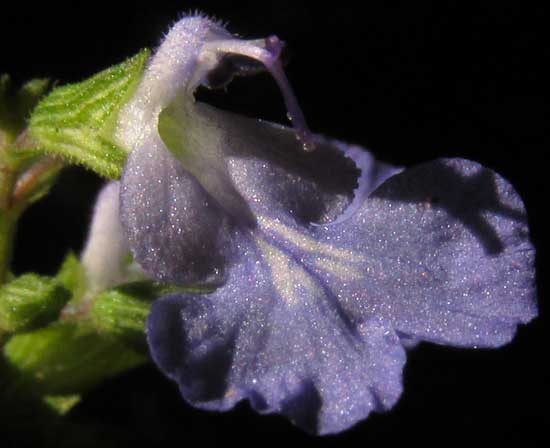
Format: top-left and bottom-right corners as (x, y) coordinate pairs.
(90, 281), (166, 351)
(0, 273), (70, 333)
(29, 50), (150, 178)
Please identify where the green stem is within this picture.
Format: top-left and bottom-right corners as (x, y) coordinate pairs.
(0, 209), (17, 284)
(0, 146), (17, 284)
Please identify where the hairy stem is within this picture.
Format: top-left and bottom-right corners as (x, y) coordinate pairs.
(12, 156), (63, 209)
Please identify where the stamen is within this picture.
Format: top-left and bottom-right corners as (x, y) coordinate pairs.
(201, 36), (316, 152)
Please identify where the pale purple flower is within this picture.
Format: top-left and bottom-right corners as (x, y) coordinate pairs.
(115, 15), (537, 434)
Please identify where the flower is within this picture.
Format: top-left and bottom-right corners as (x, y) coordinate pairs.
(114, 15), (537, 434)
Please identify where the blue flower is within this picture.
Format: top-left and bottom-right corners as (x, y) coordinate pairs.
(115, 15), (537, 434)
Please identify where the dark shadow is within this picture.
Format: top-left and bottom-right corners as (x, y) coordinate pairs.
(180, 331), (237, 402)
(372, 159), (527, 255)
(246, 389), (269, 412)
(0, 357), (138, 448)
(281, 379), (322, 435)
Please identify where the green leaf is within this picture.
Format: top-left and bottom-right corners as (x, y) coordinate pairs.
(29, 50), (150, 179)
(3, 321), (145, 395)
(0, 274), (71, 333)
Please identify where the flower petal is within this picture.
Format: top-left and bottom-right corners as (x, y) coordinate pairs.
(120, 138), (238, 286)
(124, 90), (402, 287)
(313, 158), (537, 347)
(163, 101), (368, 224)
(147, 231), (406, 435)
(183, 102), (402, 225)
(147, 157), (536, 433)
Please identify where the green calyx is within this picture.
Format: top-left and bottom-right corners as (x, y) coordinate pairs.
(90, 281), (177, 351)
(29, 50), (150, 179)
(0, 256), (157, 402)
(0, 274), (70, 333)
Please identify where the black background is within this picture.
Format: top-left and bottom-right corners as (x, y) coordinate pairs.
(1, 1), (547, 446)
